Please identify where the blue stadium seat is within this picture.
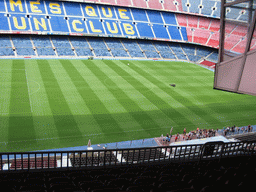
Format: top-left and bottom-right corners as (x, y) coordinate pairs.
(201, 0), (215, 16)
(132, 9), (148, 22)
(138, 41), (156, 51)
(168, 26), (182, 40)
(176, 54), (187, 60)
(16, 48), (35, 56)
(56, 48), (75, 56)
(189, 0), (201, 14)
(144, 51), (160, 58)
(111, 49), (129, 57)
(0, 36), (12, 47)
(121, 39), (145, 58)
(181, 44), (196, 55)
(51, 36), (71, 48)
(207, 51), (218, 62)
(32, 36), (52, 48)
(152, 24), (170, 39)
(37, 48), (56, 56)
(137, 23), (154, 38)
(162, 12), (177, 25)
(147, 10), (164, 24)
(160, 51), (176, 59)
(0, 48), (14, 56)
(12, 36), (33, 48)
(75, 48), (94, 57)
(69, 37), (90, 48)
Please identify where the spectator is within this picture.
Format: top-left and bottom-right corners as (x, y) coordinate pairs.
(183, 128), (186, 136)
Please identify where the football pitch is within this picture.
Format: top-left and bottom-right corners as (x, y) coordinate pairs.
(1, 59), (256, 152)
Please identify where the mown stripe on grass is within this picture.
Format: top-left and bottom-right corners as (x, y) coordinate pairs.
(37, 60), (83, 144)
(8, 60), (36, 146)
(24, 60), (60, 149)
(60, 60), (127, 137)
(133, 60), (225, 126)
(106, 60), (198, 129)
(80, 60), (165, 135)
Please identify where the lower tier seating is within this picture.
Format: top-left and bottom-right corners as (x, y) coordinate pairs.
(0, 35), (217, 63)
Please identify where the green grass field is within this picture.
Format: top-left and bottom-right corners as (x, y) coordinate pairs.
(1, 59), (256, 152)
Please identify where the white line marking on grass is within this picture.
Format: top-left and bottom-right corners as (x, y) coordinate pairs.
(30, 80), (41, 96)
(25, 68), (33, 113)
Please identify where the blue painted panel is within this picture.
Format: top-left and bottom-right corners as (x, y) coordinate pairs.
(120, 21), (138, 36)
(103, 19), (122, 36)
(162, 12), (177, 25)
(86, 18), (105, 35)
(45, 1), (65, 16)
(132, 9), (148, 22)
(115, 7), (132, 21)
(167, 25), (182, 40)
(27, 0), (46, 14)
(0, 0), (6, 12)
(152, 24), (169, 39)
(68, 17), (87, 33)
(6, 0), (26, 13)
(0, 13), (10, 30)
(99, 5), (116, 19)
(30, 15), (50, 32)
(147, 10), (163, 24)
(180, 27), (188, 41)
(49, 16), (69, 32)
(81, 4), (99, 18)
(10, 14), (30, 31)
(64, 2), (82, 16)
(136, 22), (154, 38)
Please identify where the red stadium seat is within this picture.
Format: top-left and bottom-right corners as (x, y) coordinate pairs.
(225, 22), (237, 34)
(163, 0), (180, 11)
(176, 14), (187, 27)
(187, 15), (198, 28)
(198, 17), (211, 29)
(148, 0), (163, 10)
(231, 38), (247, 53)
(207, 32), (219, 47)
(224, 34), (240, 50)
(186, 28), (193, 42)
(84, 0), (100, 2)
(209, 19), (220, 32)
(100, 0), (116, 4)
(193, 29), (211, 45)
(132, 0), (148, 8)
(250, 38), (256, 50)
(231, 25), (248, 36)
(200, 60), (216, 67)
(116, 0), (132, 6)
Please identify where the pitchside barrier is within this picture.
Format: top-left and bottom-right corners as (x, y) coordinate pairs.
(0, 141), (255, 172)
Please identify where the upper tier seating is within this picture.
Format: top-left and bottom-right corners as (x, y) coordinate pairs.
(0, 0), (250, 54)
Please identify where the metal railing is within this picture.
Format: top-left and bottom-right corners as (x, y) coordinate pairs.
(0, 141), (255, 172)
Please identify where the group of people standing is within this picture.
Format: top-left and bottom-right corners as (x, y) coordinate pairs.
(223, 125), (253, 136)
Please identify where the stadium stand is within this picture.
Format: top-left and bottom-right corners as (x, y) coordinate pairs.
(11, 36), (35, 56)
(0, 0), (251, 54)
(0, 36), (14, 56)
(198, 17), (211, 29)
